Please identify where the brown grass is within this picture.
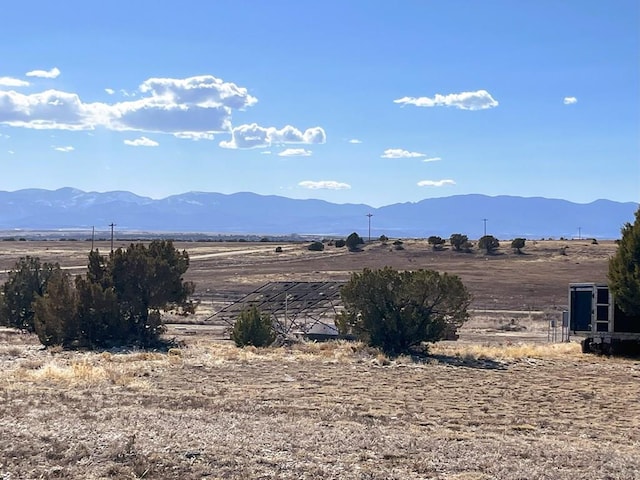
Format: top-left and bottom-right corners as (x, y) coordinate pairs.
(0, 240), (638, 479)
(1, 334), (639, 479)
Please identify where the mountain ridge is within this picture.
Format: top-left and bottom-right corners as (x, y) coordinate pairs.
(0, 188), (636, 239)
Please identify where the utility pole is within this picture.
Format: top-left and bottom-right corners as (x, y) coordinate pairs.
(109, 223), (116, 253)
(483, 218), (488, 237)
(366, 213), (373, 242)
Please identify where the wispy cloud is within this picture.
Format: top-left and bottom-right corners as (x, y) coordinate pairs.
(417, 179), (455, 187)
(220, 123), (326, 149)
(124, 136), (159, 147)
(261, 151), (271, 155)
(348, 139), (362, 144)
(53, 145), (74, 152)
(279, 148), (312, 157)
(395, 90), (498, 110)
(298, 180), (351, 190)
(8, 150), (14, 154)
(423, 156), (441, 163)
(105, 88), (115, 95)
(26, 67), (61, 79)
(381, 148), (426, 159)
(0, 77), (29, 87)
(173, 132), (214, 141)
(563, 96), (578, 105)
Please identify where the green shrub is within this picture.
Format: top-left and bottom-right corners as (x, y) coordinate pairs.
(0, 256), (61, 332)
(334, 239), (346, 248)
(232, 306), (275, 347)
(346, 232), (364, 251)
(511, 238), (526, 254)
(336, 267), (471, 356)
(479, 235), (500, 254)
(308, 241), (325, 251)
(449, 233), (469, 251)
(3, 241), (195, 349)
(427, 236), (446, 251)
(275, 246), (283, 253)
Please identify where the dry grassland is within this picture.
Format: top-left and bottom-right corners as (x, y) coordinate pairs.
(1, 239), (638, 479)
(1, 330), (639, 479)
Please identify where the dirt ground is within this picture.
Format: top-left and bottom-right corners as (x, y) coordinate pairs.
(1, 238), (638, 479)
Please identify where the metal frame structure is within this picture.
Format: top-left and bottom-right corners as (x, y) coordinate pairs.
(211, 281), (345, 336)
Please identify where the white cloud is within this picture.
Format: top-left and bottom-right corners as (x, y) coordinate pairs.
(394, 90), (498, 110)
(220, 123), (326, 149)
(0, 89), (112, 130)
(139, 75), (257, 110)
(298, 180), (351, 190)
(26, 67), (61, 79)
(348, 139), (362, 144)
(8, 150), (14, 154)
(260, 150), (271, 155)
(423, 157), (441, 163)
(381, 148), (426, 159)
(105, 88), (115, 95)
(279, 148), (312, 157)
(53, 145), (74, 152)
(0, 74), (255, 136)
(173, 131), (215, 141)
(0, 74), (327, 148)
(417, 179), (456, 187)
(0, 77), (29, 87)
(124, 136), (159, 147)
(563, 96), (578, 105)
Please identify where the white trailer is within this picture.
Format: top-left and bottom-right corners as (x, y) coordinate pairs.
(569, 283), (640, 354)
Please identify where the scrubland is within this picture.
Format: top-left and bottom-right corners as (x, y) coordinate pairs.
(1, 239), (638, 479)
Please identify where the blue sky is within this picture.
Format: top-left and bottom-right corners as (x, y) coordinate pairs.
(0, 1), (638, 207)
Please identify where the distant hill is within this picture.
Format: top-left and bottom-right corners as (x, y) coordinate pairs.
(0, 188), (636, 239)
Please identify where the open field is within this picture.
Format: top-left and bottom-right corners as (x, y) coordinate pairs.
(2, 238), (638, 479)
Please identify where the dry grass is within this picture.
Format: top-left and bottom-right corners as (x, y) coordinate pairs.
(0, 240), (638, 479)
(432, 340), (582, 362)
(1, 334), (639, 479)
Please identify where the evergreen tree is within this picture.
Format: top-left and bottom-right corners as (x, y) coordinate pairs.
(346, 232), (364, 251)
(336, 267), (471, 356)
(479, 235), (500, 254)
(608, 207), (640, 316)
(449, 233), (468, 252)
(232, 306), (275, 347)
(33, 270), (78, 347)
(0, 256), (61, 331)
(511, 238), (526, 254)
(427, 236), (446, 251)
(2, 241), (196, 348)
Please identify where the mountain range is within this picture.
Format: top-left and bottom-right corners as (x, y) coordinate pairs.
(0, 188), (637, 239)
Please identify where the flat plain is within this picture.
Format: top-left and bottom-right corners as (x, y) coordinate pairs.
(1, 238), (639, 479)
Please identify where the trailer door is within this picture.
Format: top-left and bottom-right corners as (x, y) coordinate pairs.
(570, 288), (592, 332)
